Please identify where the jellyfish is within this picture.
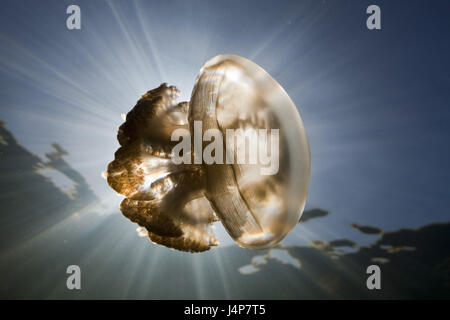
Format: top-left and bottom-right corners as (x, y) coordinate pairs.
(106, 54), (310, 252)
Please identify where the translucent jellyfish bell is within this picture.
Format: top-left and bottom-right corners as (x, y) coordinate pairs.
(106, 54), (310, 252)
(190, 54), (310, 248)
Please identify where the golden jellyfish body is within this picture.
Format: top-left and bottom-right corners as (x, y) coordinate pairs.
(106, 54), (310, 252)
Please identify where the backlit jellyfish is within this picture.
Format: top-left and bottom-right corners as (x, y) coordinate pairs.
(106, 54), (310, 252)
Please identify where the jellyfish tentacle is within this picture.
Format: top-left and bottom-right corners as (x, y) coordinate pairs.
(107, 83), (218, 252)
